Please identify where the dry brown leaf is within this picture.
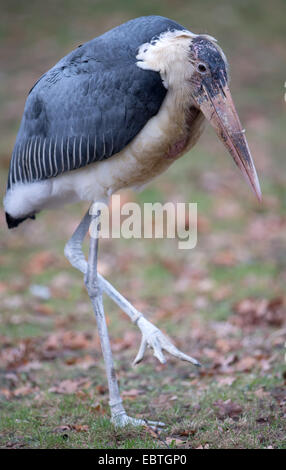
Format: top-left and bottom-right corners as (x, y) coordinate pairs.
(178, 429), (197, 437)
(254, 388), (270, 399)
(43, 331), (96, 352)
(0, 340), (35, 369)
(61, 331), (93, 350)
(152, 394), (174, 409)
(53, 425), (71, 433)
(72, 424), (89, 432)
(213, 399), (243, 420)
(235, 356), (257, 372)
(232, 297), (285, 328)
(166, 437), (186, 446)
(215, 338), (233, 354)
(49, 378), (89, 395)
(0, 388), (12, 399)
(217, 376), (236, 387)
(32, 303), (55, 316)
(122, 388), (142, 399)
(53, 424), (89, 433)
(13, 385), (36, 397)
(17, 360), (42, 372)
(270, 387), (286, 407)
(65, 355), (96, 369)
(95, 384), (107, 395)
(90, 402), (105, 415)
(76, 390), (91, 400)
(143, 425), (159, 440)
(112, 331), (138, 352)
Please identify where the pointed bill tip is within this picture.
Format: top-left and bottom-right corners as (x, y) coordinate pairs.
(240, 145), (262, 203)
(252, 175), (262, 203)
(196, 83), (262, 202)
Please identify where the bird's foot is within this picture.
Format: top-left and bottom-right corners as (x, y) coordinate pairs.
(111, 412), (165, 429)
(133, 316), (201, 367)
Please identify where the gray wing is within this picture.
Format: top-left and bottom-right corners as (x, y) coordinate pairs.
(7, 46), (167, 189)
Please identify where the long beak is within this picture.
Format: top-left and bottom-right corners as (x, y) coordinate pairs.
(195, 83), (261, 201)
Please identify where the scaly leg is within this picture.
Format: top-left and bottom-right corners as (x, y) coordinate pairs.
(64, 208), (201, 367)
(83, 207), (164, 427)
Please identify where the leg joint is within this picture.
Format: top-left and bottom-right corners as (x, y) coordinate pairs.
(84, 275), (102, 298)
(64, 241), (73, 262)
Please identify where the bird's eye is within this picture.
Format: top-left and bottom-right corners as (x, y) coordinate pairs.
(197, 63), (207, 74)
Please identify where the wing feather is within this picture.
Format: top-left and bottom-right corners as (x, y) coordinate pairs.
(6, 15), (189, 190)
(7, 57), (166, 189)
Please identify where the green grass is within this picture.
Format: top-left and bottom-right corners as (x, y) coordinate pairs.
(1, 360), (285, 448)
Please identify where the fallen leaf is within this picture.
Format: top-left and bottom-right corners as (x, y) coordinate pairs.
(143, 426), (160, 440)
(76, 390), (91, 400)
(232, 297), (285, 328)
(65, 355), (96, 369)
(235, 356), (257, 372)
(43, 331), (96, 352)
(254, 388), (270, 399)
(13, 385), (36, 397)
(122, 388), (142, 399)
(213, 399), (243, 420)
(61, 331), (93, 350)
(256, 416), (273, 424)
(49, 378), (89, 395)
(0, 340), (35, 369)
(32, 303), (54, 316)
(112, 331), (138, 352)
(90, 402), (105, 415)
(72, 424), (89, 432)
(0, 388), (12, 399)
(217, 376), (236, 387)
(178, 429), (197, 437)
(270, 387), (286, 407)
(53, 425), (71, 433)
(95, 384), (107, 395)
(17, 360), (43, 372)
(53, 424), (89, 433)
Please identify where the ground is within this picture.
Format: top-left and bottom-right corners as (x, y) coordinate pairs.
(0, 0), (285, 449)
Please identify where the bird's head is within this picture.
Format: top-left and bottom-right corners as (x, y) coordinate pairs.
(137, 29), (261, 201)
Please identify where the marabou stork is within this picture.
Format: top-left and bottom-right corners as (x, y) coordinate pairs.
(4, 16), (261, 427)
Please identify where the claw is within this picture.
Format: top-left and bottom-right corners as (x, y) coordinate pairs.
(133, 317), (201, 367)
(132, 338), (147, 365)
(111, 412), (165, 429)
(152, 337), (167, 364)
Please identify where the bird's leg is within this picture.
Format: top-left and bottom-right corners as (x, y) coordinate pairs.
(97, 275), (201, 367)
(64, 209), (200, 368)
(64, 209), (91, 274)
(83, 207), (164, 428)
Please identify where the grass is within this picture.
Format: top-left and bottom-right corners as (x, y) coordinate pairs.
(1, 359), (285, 448)
(0, 0), (286, 449)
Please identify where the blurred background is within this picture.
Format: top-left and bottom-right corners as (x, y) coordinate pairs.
(0, 0), (285, 449)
